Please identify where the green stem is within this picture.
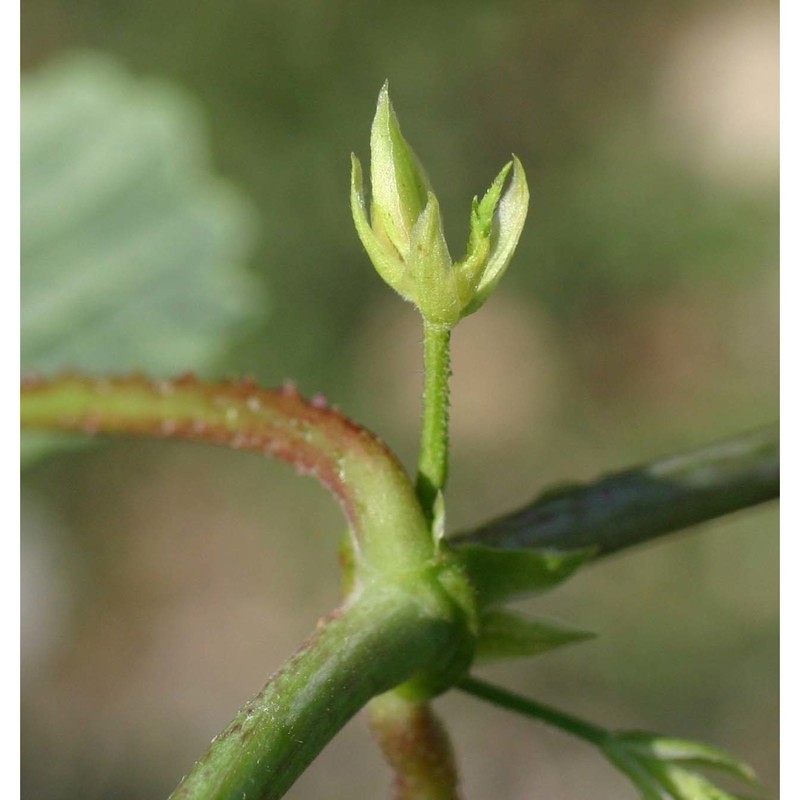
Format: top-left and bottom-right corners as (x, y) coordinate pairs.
(457, 677), (607, 747)
(368, 693), (461, 800)
(452, 426), (779, 557)
(416, 321), (452, 522)
(170, 588), (458, 800)
(21, 374), (433, 577)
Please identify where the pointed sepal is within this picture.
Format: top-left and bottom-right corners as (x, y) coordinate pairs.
(462, 156), (529, 317)
(455, 543), (594, 607)
(474, 609), (594, 663)
(351, 153), (410, 299)
(369, 82), (432, 260)
(406, 192), (457, 325)
(456, 160), (513, 302)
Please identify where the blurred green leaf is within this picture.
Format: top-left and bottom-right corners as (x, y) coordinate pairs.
(474, 609), (594, 664)
(614, 732), (758, 784)
(458, 678), (764, 799)
(603, 730), (762, 800)
(21, 52), (260, 462)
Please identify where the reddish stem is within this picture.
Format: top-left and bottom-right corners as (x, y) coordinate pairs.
(21, 372), (433, 574)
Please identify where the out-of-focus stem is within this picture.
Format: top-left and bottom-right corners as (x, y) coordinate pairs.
(368, 692), (461, 800)
(457, 677), (607, 745)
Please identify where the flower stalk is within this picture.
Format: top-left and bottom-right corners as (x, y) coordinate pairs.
(368, 692), (461, 800)
(351, 83), (529, 524)
(416, 321), (452, 522)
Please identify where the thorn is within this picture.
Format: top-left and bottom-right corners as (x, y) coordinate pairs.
(155, 380), (176, 396)
(281, 380), (299, 397)
(310, 393), (328, 409)
(21, 374), (43, 389)
(81, 413), (101, 435)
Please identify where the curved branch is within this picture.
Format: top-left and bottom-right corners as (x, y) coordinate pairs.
(451, 427), (778, 557)
(21, 373), (432, 575)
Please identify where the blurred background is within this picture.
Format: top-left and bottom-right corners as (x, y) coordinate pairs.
(21, 1), (778, 798)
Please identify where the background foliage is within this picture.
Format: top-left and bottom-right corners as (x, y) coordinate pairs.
(21, 1), (778, 798)
(21, 52), (259, 463)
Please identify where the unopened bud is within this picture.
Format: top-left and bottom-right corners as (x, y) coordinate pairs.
(351, 84), (529, 328)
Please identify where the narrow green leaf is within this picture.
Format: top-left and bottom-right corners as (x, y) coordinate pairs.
(651, 761), (745, 800)
(454, 542), (594, 606)
(458, 678), (763, 800)
(474, 609), (594, 663)
(602, 733), (764, 800)
(615, 732), (758, 784)
(603, 744), (672, 800)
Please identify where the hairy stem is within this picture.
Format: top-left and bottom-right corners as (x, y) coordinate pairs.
(451, 426), (778, 557)
(170, 588), (458, 800)
(368, 693), (461, 800)
(416, 322), (452, 522)
(457, 677), (607, 746)
(21, 373), (433, 577)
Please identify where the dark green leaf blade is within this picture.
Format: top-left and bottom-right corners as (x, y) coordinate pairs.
(454, 542), (594, 606)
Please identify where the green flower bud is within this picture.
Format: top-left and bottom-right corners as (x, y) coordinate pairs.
(351, 84), (529, 328)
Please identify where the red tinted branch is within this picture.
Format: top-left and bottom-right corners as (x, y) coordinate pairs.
(21, 373), (432, 574)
